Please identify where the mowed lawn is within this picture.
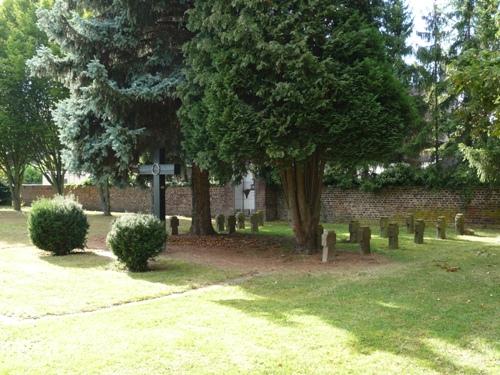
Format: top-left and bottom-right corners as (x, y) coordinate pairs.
(0, 208), (498, 374)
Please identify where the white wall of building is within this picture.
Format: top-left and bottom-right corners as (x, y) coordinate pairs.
(234, 172), (256, 214)
(41, 172), (89, 186)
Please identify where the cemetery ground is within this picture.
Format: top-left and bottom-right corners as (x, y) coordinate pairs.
(0, 208), (498, 374)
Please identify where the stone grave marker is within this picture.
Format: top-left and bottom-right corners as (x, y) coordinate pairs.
(227, 215), (236, 234)
(237, 212), (246, 230)
(250, 213), (259, 233)
(436, 216), (446, 239)
(216, 214), (225, 233)
(380, 217), (389, 238)
(349, 220), (360, 243)
(359, 226), (371, 254)
(406, 214), (415, 234)
(170, 216), (179, 235)
(321, 230), (336, 263)
(256, 210), (265, 226)
(414, 219), (425, 244)
(388, 222), (399, 249)
(455, 213), (465, 235)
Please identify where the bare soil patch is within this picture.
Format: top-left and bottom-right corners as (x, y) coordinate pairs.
(88, 232), (390, 274)
(165, 233), (389, 273)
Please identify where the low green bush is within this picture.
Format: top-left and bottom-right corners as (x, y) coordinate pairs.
(28, 196), (89, 255)
(106, 214), (167, 272)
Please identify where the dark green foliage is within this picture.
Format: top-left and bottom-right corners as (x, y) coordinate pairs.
(180, 0), (416, 175)
(28, 196), (89, 255)
(180, 0), (416, 251)
(106, 214), (167, 272)
(359, 164), (419, 192)
(323, 164), (360, 189)
(324, 162), (484, 192)
(382, 0), (414, 84)
(0, 181), (11, 205)
(29, 0), (190, 181)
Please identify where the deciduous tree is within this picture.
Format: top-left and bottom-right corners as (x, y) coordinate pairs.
(450, 0), (500, 182)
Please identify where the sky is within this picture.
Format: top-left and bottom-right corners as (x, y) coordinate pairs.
(408, 0), (449, 49)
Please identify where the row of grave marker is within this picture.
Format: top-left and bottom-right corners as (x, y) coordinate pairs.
(215, 211), (265, 233)
(319, 213), (472, 263)
(168, 211), (266, 235)
(168, 212), (472, 263)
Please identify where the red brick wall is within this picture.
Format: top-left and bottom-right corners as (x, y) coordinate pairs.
(167, 184), (236, 216)
(277, 186), (500, 225)
(22, 184), (500, 225)
(21, 185), (151, 213)
(21, 184), (236, 217)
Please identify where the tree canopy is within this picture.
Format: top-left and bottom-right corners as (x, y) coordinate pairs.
(29, 0), (190, 181)
(0, 0), (65, 209)
(180, 0), (416, 251)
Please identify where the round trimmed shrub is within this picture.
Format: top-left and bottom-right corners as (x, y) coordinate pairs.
(28, 196), (89, 255)
(106, 214), (167, 272)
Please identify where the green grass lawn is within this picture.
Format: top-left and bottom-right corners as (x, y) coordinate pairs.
(0, 208), (498, 374)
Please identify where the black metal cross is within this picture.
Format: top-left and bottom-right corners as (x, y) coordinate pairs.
(138, 148), (180, 221)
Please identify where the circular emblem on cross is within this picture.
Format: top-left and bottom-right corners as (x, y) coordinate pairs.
(151, 163), (161, 176)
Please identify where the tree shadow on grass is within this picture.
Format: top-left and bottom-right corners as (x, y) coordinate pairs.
(41, 251), (114, 268)
(40, 250), (234, 289)
(124, 257), (236, 287)
(214, 253), (498, 374)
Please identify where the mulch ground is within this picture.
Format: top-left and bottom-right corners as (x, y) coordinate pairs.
(88, 232), (389, 273)
(165, 233), (389, 273)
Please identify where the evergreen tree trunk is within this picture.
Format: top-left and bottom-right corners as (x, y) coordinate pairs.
(280, 150), (325, 254)
(190, 163), (215, 235)
(98, 179), (111, 216)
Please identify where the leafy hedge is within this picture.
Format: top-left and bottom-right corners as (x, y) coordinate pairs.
(106, 214), (167, 272)
(324, 162), (484, 192)
(28, 196), (89, 255)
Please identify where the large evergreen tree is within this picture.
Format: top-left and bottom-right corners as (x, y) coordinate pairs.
(416, 2), (452, 165)
(382, 0), (414, 84)
(181, 0), (416, 252)
(30, 0), (214, 232)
